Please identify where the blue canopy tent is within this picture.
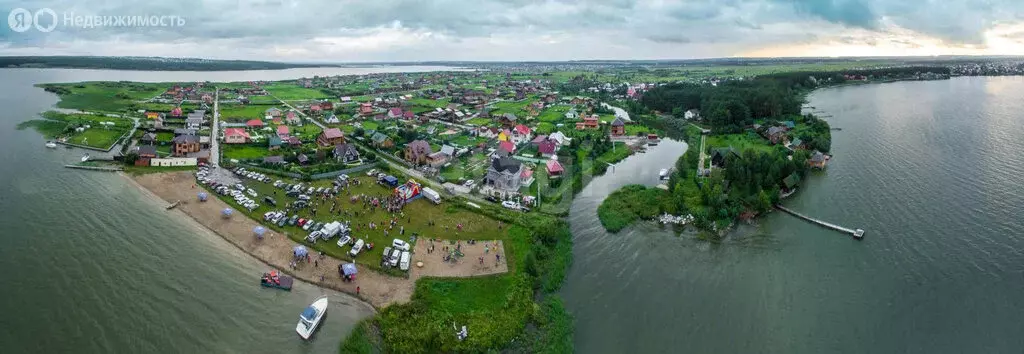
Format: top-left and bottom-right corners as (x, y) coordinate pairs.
(221, 208), (233, 218)
(340, 263), (358, 276)
(197, 192), (208, 202)
(293, 245), (308, 258)
(253, 226), (266, 239)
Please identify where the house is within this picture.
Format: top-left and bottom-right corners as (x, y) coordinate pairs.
(565, 108), (578, 120)
(402, 111), (415, 120)
(478, 127), (499, 139)
(285, 110), (300, 124)
(137, 145), (157, 159)
(297, 154), (310, 165)
(404, 140), (433, 165)
(388, 107), (403, 119)
(782, 120), (796, 129)
(140, 132), (157, 145)
(575, 115), (600, 130)
(268, 136), (283, 150)
(246, 119), (264, 128)
(276, 125), (290, 138)
(497, 130), (511, 142)
(309, 104), (322, 115)
(684, 109), (701, 120)
(287, 136), (302, 147)
(359, 103), (374, 115)
(710, 147), (739, 168)
(787, 138), (803, 150)
(153, 115), (164, 128)
(316, 128), (345, 147)
(548, 131), (570, 146)
(808, 151), (829, 169)
(765, 126), (787, 144)
(782, 172), (800, 192)
(546, 159), (564, 177)
(202, 94), (213, 103)
(520, 168), (534, 187)
(340, 96), (352, 103)
(498, 140), (515, 155)
(263, 155), (285, 165)
(145, 112), (160, 119)
(536, 138), (558, 157)
(610, 117), (626, 136)
(499, 113), (517, 126)
(484, 157), (523, 192)
(370, 132), (394, 148)
(427, 151), (450, 167)
(334, 143), (360, 163)
(170, 107), (183, 117)
(512, 124), (532, 144)
(171, 135), (201, 156)
(223, 128), (249, 144)
(174, 128), (197, 136)
(319, 101), (334, 111)
(265, 107), (282, 118)
(186, 117), (204, 130)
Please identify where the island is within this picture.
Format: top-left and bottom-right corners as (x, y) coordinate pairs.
(17, 59), (971, 352)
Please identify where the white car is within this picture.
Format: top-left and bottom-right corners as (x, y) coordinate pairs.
(389, 249), (401, 267)
(349, 239), (365, 257)
(392, 239), (410, 251)
(302, 221), (314, 231)
(246, 189), (257, 197)
(336, 235), (352, 248)
(502, 201), (521, 210)
(366, 169), (377, 177)
(399, 251), (411, 271)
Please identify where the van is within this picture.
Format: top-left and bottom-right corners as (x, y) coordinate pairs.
(381, 246), (393, 265)
(349, 239), (365, 257)
(263, 196), (277, 206)
(389, 249), (401, 267)
(399, 251), (411, 271)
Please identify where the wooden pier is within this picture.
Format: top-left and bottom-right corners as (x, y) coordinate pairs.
(775, 205), (864, 239)
(64, 164), (123, 172)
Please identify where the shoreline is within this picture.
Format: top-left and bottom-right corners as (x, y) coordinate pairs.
(123, 171), (508, 309)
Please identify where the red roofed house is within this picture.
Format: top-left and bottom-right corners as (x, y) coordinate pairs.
(224, 128), (249, 144)
(285, 110), (299, 124)
(610, 117), (626, 136)
(316, 128), (345, 147)
(546, 159), (564, 177)
(512, 124), (532, 144)
(537, 138), (558, 157)
(498, 140), (515, 154)
(309, 104), (322, 115)
(170, 107), (183, 117)
(319, 101), (333, 111)
(276, 125), (290, 138)
(575, 115), (600, 130)
(246, 119), (264, 128)
(403, 110), (415, 120)
(359, 103), (374, 115)
(388, 107), (403, 119)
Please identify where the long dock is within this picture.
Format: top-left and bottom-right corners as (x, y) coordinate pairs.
(775, 205), (864, 239)
(64, 165), (123, 172)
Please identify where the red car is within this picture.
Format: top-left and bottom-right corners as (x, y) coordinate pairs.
(297, 218), (307, 227)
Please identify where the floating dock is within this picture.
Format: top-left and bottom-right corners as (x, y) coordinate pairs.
(64, 164), (123, 172)
(775, 205), (864, 239)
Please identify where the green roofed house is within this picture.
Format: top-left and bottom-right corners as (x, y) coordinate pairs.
(268, 135), (283, 150)
(370, 132), (394, 148)
(782, 173), (800, 191)
(787, 138), (803, 150)
(710, 146), (739, 168)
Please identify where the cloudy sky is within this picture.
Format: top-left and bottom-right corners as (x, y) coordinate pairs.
(2, 0), (1024, 62)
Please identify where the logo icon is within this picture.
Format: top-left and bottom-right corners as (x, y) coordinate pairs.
(8, 8), (32, 32)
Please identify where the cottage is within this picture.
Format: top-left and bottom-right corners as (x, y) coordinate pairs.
(285, 110), (301, 124)
(512, 124), (532, 144)
(334, 143), (361, 164)
(499, 113), (517, 126)
(404, 140), (433, 165)
(536, 138), (558, 157)
(402, 110), (415, 120)
(520, 168), (534, 187)
(186, 117), (205, 130)
(710, 147), (739, 168)
(316, 128), (345, 147)
(808, 151), (829, 169)
(370, 133), (393, 149)
(548, 131), (570, 146)
(388, 107), (403, 119)
(324, 114), (340, 124)
(319, 101), (334, 111)
(246, 119), (264, 128)
(575, 115), (600, 130)
(359, 103), (374, 115)
(684, 109), (701, 120)
(787, 138), (803, 150)
(137, 145), (158, 159)
(268, 136), (283, 150)
(427, 151), (450, 167)
(224, 128), (249, 144)
(610, 117), (626, 136)
(297, 154), (310, 165)
(478, 127), (499, 139)
(287, 136), (302, 147)
(765, 126), (787, 144)
(498, 140), (515, 155)
(265, 107), (282, 118)
(546, 159), (564, 177)
(171, 135), (201, 156)
(309, 104), (322, 114)
(170, 107), (183, 117)
(140, 132), (158, 145)
(174, 128), (197, 136)
(484, 157), (523, 192)
(276, 125), (290, 138)
(564, 108), (578, 120)
(340, 96), (352, 103)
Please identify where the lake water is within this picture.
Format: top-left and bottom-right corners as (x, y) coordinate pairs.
(0, 66), (453, 353)
(562, 76), (1024, 353)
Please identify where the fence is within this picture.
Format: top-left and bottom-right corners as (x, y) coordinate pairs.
(151, 157), (198, 167)
(310, 162), (378, 179)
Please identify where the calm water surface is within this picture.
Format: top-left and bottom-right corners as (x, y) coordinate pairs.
(0, 66), (454, 353)
(562, 76), (1024, 353)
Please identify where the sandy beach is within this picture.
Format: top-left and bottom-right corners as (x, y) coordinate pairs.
(128, 171), (507, 308)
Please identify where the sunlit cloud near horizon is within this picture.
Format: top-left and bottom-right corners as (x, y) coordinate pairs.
(2, 0), (1024, 61)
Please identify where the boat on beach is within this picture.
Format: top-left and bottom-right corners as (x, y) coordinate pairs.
(261, 270), (293, 291)
(296, 296), (328, 340)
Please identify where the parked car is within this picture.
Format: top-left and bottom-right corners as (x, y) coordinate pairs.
(399, 251), (411, 271)
(288, 215), (299, 226)
(298, 195), (310, 201)
(297, 218), (307, 227)
(336, 235), (352, 248)
(381, 246), (394, 265)
(389, 249), (401, 267)
(349, 239), (365, 257)
(366, 169), (377, 177)
(392, 239), (410, 251)
(303, 220), (315, 231)
(246, 189), (257, 197)
(263, 196), (277, 206)
(501, 201), (521, 210)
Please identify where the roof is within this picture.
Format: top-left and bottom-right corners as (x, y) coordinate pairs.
(301, 306), (317, 321)
(321, 128), (344, 139)
(611, 117), (625, 127)
(389, 107), (402, 115)
(782, 173), (800, 189)
(371, 132), (389, 143)
(502, 113), (517, 121)
(137, 145), (157, 156)
(810, 151), (826, 163)
(297, 154), (309, 163)
(767, 126), (786, 136)
(268, 136), (283, 146)
(403, 111), (415, 118)
(546, 159), (563, 173)
(277, 125), (289, 135)
(225, 128), (248, 137)
(789, 138), (803, 147)
(172, 135), (199, 144)
(141, 132), (157, 141)
(334, 143), (358, 156)
(491, 156), (522, 173)
(513, 124), (531, 135)
(521, 168), (533, 179)
(407, 140), (432, 156)
(264, 156), (285, 164)
(440, 145), (455, 156)
(498, 140), (515, 153)
(537, 139), (557, 154)
(531, 135), (548, 144)
(246, 119), (264, 127)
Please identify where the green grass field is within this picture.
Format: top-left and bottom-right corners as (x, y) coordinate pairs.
(219, 104), (282, 120)
(67, 128), (127, 150)
(466, 117), (491, 126)
(222, 144), (271, 160)
(705, 132), (775, 153)
(38, 82), (171, 112)
(263, 83), (331, 100)
(537, 105), (570, 123)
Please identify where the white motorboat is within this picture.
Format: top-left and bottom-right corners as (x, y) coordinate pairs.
(81, 154), (90, 162)
(296, 296), (328, 340)
(659, 168), (669, 180)
(45, 141), (57, 148)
